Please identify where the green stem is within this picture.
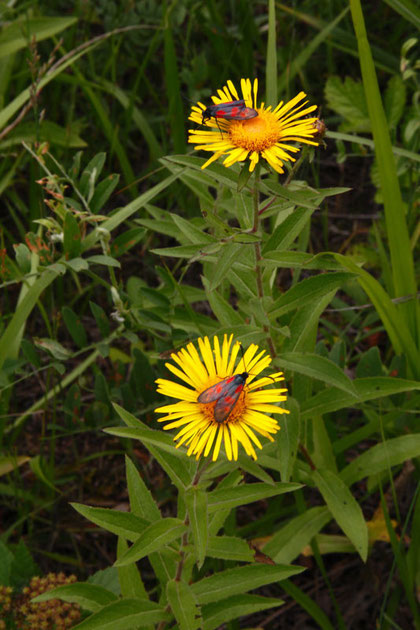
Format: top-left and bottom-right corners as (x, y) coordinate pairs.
(252, 165), (276, 358)
(156, 459), (210, 630)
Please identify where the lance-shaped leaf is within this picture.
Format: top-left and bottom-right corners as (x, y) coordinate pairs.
(115, 518), (187, 567)
(202, 594), (284, 630)
(68, 598), (170, 630)
(313, 469), (368, 561)
(207, 482), (301, 514)
(166, 579), (202, 630)
(32, 583), (118, 613)
(191, 564), (304, 605)
(71, 504), (149, 541)
(263, 506), (331, 565)
(340, 434), (420, 486)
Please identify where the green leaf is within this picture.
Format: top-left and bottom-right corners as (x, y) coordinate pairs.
(117, 538), (149, 601)
(29, 455), (57, 493)
(301, 376), (419, 418)
(262, 182), (318, 210)
(170, 214), (216, 245)
(115, 518), (186, 566)
(312, 469), (368, 561)
(340, 434), (420, 486)
(151, 242), (217, 258)
(0, 17), (77, 59)
(312, 416), (338, 473)
(166, 579), (202, 630)
(275, 352), (357, 396)
(87, 255), (121, 268)
(185, 487), (208, 568)
(277, 398), (300, 483)
(355, 346), (384, 378)
(382, 0), (420, 43)
(384, 75), (406, 130)
(33, 583), (118, 612)
(208, 244), (248, 291)
(207, 471), (242, 536)
(68, 599), (170, 629)
(269, 273), (354, 318)
(125, 456), (161, 521)
(71, 504), (149, 540)
(207, 482), (302, 514)
(109, 227), (145, 258)
(206, 536), (254, 562)
(262, 251), (343, 271)
(33, 338), (71, 361)
(282, 292), (338, 353)
(163, 155), (248, 192)
(0, 455), (31, 476)
(107, 409), (193, 490)
(88, 567), (120, 596)
(13, 243), (31, 274)
(203, 278), (244, 326)
(202, 594), (284, 630)
(90, 174), (120, 214)
(334, 253), (419, 378)
(82, 171), (181, 251)
(79, 153), (106, 200)
(89, 301), (110, 338)
(262, 207), (315, 254)
(65, 257), (89, 272)
(0, 540), (13, 586)
(325, 76), (370, 131)
(63, 211), (82, 258)
(62, 306), (87, 348)
(263, 507), (331, 564)
(191, 564), (304, 605)
(10, 539), (39, 589)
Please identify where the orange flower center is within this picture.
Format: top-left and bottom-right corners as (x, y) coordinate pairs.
(228, 109), (282, 152)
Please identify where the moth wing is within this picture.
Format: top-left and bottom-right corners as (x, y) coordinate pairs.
(213, 381), (243, 423)
(237, 107), (258, 119)
(198, 377), (232, 403)
(223, 99), (246, 108)
(215, 100), (246, 119)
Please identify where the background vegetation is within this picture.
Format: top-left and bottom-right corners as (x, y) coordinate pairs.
(0, 1), (419, 628)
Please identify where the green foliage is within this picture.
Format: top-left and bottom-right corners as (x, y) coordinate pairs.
(0, 1), (418, 629)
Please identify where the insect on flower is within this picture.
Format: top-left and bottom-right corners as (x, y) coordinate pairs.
(189, 78), (319, 173)
(198, 371), (250, 423)
(155, 335), (288, 461)
(201, 99), (258, 125)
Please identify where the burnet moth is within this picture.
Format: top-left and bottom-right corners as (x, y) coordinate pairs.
(198, 371), (250, 423)
(200, 99), (258, 125)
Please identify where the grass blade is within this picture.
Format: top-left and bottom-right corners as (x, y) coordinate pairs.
(350, 0), (419, 345)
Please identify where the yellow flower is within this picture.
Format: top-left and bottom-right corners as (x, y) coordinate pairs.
(188, 79), (318, 173)
(155, 335), (288, 461)
(188, 78), (318, 174)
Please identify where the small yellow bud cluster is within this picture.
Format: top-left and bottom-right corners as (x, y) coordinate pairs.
(7, 573), (81, 629)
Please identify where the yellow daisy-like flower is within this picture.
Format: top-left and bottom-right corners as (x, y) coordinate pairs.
(155, 335), (289, 461)
(188, 78), (318, 174)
